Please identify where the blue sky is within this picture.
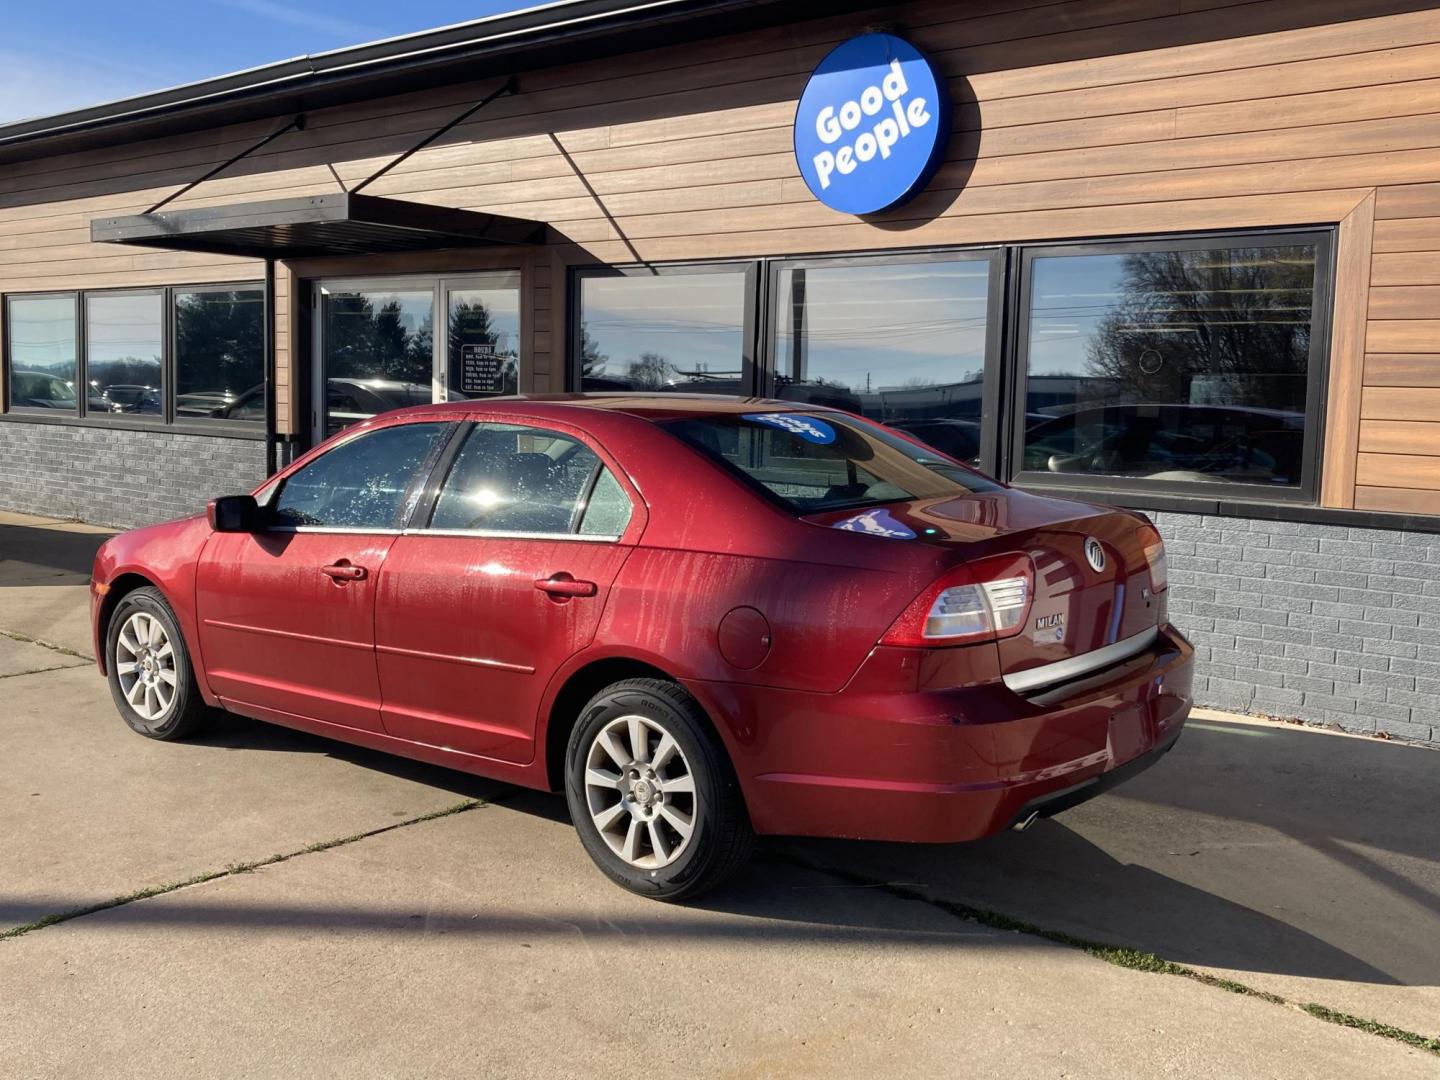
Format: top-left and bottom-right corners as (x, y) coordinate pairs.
(0, 0), (535, 123)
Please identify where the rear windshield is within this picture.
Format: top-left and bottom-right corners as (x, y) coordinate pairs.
(660, 412), (1003, 514)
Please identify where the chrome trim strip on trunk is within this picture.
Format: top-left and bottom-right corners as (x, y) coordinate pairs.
(1002, 625), (1160, 695)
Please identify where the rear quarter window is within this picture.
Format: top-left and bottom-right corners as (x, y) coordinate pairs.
(661, 412), (1000, 515)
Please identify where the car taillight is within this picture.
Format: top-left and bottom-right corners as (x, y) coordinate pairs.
(1136, 523), (1168, 593)
(881, 553), (1035, 647)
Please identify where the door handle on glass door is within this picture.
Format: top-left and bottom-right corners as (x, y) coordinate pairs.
(534, 573), (597, 599)
(321, 563), (367, 581)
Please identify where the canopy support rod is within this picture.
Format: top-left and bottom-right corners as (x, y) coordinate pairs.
(263, 257), (278, 476)
(350, 77), (516, 195)
(145, 115), (306, 215)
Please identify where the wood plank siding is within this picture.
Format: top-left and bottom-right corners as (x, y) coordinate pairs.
(2, 0), (1440, 503)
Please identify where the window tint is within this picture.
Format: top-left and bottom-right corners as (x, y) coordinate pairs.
(430, 424), (601, 534)
(579, 468), (632, 536)
(578, 270), (748, 393)
(662, 412), (1000, 515)
(7, 296), (78, 414)
(174, 288), (264, 424)
(87, 291), (163, 418)
(1021, 242), (1317, 488)
(273, 422), (449, 529)
(774, 259), (993, 466)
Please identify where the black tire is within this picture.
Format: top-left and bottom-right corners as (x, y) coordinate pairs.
(564, 678), (753, 901)
(105, 586), (211, 741)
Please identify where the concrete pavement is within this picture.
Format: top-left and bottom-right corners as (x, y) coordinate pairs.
(2, 510), (1437, 1077)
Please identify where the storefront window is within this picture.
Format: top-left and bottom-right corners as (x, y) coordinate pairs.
(577, 268), (749, 393)
(774, 257), (994, 465)
(1019, 239), (1321, 490)
(446, 274), (521, 399)
(6, 295), (79, 413)
(86, 291), (163, 418)
(175, 287), (265, 423)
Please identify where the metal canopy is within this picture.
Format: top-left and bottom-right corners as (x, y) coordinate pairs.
(90, 192), (546, 259)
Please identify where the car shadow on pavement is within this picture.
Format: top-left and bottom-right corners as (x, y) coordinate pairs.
(183, 711), (1438, 991)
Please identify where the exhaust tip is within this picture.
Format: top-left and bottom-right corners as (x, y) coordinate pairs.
(1011, 810), (1040, 833)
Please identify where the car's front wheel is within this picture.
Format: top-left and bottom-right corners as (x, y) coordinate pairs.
(565, 678), (753, 901)
(105, 586), (210, 740)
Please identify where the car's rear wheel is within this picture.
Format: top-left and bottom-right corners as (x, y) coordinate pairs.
(565, 678), (753, 901)
(106, 586), (210, 741)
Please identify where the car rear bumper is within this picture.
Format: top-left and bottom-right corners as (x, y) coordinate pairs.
(689, 623), (1193, 844)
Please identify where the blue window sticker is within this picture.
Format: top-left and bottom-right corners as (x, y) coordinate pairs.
(831, 508), (916, 540)
(742, 412), (837, 445)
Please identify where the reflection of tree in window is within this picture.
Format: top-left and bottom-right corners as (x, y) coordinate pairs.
(448, 297), (517, 396)
(1085, 246), (1313, 414)
(325, 295), (433, 386)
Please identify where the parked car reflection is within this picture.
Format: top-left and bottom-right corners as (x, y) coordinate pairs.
(211, 378), (469, 434)
(1024, 404), (1305, 485)
(99, 384), (162, 415)
(10, 371), (120, 413)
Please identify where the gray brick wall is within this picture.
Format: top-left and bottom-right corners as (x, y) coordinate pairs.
(0, 421), (267, 529)
(1150, 510), (1438, 747)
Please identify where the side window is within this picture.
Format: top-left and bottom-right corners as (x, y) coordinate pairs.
(579, 468), (632, 536)
(429, 423), (601, 535)
(273, 422), (449, 529)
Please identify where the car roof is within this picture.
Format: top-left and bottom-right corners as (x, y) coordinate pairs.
(393, 392), (840, 422)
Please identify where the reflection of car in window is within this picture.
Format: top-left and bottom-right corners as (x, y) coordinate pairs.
(888, 418), (983, 466)
(10, 371), (119, 413)
(11, 371), (78, 408)
(101, 384), (162, 414)
(1024, 404), (1305, 485)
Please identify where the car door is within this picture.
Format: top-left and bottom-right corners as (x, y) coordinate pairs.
(375, 418), (640, 762)
(196, 419), (453, 732)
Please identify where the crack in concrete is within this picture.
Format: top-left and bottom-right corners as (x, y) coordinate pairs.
(0, 627), (93, 663)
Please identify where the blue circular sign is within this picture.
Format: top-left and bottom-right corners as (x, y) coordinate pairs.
(794, 33), (950, 216)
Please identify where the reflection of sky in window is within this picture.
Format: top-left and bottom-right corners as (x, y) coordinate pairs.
(1026, 256), (1127, 377)
(450, 287), (520, 355)
(87, 293), (162, 365)
(581, 274), (746, 376)
(778, 262), (989, 392)
(9, 297), (76, 375)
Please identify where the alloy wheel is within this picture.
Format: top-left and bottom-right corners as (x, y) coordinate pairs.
(114, 611), (178, 722)
(584, 714), (698, 869)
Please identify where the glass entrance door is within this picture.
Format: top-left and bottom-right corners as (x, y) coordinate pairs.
(313, 272), (522, 442)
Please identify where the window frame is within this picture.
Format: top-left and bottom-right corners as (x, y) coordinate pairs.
(762, 247), (1006, 477)
(1004, 228), (1334, 505)
(3, 291), (81, 417)
(1, 281), (267, 438)
(569, 261), (760, 396)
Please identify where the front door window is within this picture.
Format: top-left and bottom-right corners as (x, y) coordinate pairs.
(314, 273), (522, 441)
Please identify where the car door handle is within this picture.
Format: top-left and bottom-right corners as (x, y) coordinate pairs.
(321, 563), (367, 581)
(534, 573), (597, 599)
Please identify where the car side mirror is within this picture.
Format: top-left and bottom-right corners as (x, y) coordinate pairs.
(208, 494), (261, 533)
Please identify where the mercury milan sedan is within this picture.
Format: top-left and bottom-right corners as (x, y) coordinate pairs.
(91, 395), (1193, 899)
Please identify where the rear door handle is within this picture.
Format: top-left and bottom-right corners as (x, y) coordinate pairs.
(321, 563), (367, 581)
(534, 573), (597, 599)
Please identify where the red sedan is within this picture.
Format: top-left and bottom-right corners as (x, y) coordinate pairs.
(91, 396), (1193, 899)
